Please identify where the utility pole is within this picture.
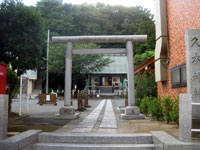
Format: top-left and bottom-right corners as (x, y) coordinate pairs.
(46, 30), (50, 94)
(19, 75), (22, 116)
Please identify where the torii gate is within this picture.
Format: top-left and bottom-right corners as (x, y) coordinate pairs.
(52, 35), (147, 119)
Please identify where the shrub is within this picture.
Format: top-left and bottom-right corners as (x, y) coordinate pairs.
(140, 96), (152, 116)
(169, 97), (179, 125)
(7, 68), (19, 113)
(42, 88), (53, 94)
(135, 72), (157, 105)
(140, 96), (179, 124)
(57, 92), (64, 97)
(149, 97), (163, 120)
(162, 96), (172, 124)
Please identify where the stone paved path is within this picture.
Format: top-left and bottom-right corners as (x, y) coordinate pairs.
(99, 99), (117, 129)
(72, 99), (117, 133)
(72, 100), (106, 133)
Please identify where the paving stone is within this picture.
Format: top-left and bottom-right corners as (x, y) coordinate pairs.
(72, 100), (106, 133)
(71, 128), (92, 133)
(99, 100), (117, 129)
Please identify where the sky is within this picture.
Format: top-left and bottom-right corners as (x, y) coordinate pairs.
(3, 0), (155, 15)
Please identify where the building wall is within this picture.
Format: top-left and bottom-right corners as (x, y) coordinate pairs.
(157, 0), (200, 98)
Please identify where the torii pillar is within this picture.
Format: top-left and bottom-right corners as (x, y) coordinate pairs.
(120, 41), (144, 119)
(52, 35), (147, 120)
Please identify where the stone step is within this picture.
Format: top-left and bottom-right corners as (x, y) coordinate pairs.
(38, 133), (153, 144)
(34, 143), (155, 150)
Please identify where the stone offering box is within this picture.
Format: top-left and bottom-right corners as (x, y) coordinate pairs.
(38, 94), (57, 106)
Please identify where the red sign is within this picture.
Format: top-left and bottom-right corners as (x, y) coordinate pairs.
(0, 64), (7, 94)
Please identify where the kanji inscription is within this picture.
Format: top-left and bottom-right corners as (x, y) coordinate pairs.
(192, 53), (200, 64)
(191, 37), (200, 47)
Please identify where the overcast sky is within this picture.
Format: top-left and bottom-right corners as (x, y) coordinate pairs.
(1, 0), (155, 14)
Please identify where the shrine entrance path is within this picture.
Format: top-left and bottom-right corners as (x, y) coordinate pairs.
(55, 99), (179, 138)
(9, 99), (178, 138)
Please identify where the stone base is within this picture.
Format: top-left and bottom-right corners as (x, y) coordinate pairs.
(55, 106), (79, 120)
(117, 106), (126, 113)
(125, 106), (140, 115)
(55, 113), (79, 120)
(121, 114), (144, 120)
(121, 106), (144, 120)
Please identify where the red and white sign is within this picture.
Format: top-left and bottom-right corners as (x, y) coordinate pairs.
(0, 64), (7, 94)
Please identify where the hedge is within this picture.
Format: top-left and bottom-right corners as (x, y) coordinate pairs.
(139, 96), (179, 125)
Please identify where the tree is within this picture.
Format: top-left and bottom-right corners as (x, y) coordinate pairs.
(0, 0), (45, 75)
(36, 1), (156, 89)
(134, 50), (154, 65)
(6, 67), (19, 113)
(37, 0), (72, 36)
(98, 5), (155, 55)
(48, 43), (112, 90)
(135, 72), (157, 105)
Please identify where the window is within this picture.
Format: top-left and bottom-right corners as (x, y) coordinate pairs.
(171, 63), (186, 88)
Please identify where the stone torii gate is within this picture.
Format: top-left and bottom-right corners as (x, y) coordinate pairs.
(52, 35), (147, 119)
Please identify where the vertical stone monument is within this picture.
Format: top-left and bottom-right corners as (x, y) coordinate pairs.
(0, 64), (8, 140)
(185, 29), (200, 118)
(179, 29), (200, 142)
(0, 95), (8, 140)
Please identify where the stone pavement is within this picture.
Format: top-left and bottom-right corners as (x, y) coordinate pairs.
(72, 100), (106, 133)
(71, 99), (117, 133)
(10, 98), (179, 139)
(11, 99), (99, 117)
(55, 99), (120, 133)
(99, 99), (117, 129)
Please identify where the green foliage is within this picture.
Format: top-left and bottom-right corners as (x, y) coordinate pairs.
(124, 90), (128, 99)
(169, 97), (179, 125)
(161, 97), (172, 124)
(48, 43), (66, 76)
(41, 87), (52, 93)
(135, 72), (157, 105)
(139, 96), (179, 124)
(0, 0), (45, 75)
(140, 96), (152, 116)
(148, 97), (163, 120)
(72, 44), (112, 74)
(48, 43), (112, 89)
(57, 92), (64, 97)
(6, 67), (19, 112)
(49, 43), (111, 76)
(36, 1), (155, 52)
(134, 51), (154, 65)
(36, 1), (155, 90)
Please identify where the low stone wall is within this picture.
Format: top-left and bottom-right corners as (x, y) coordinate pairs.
(0, 130), (42, 150)
(151, 131), (200, 150)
